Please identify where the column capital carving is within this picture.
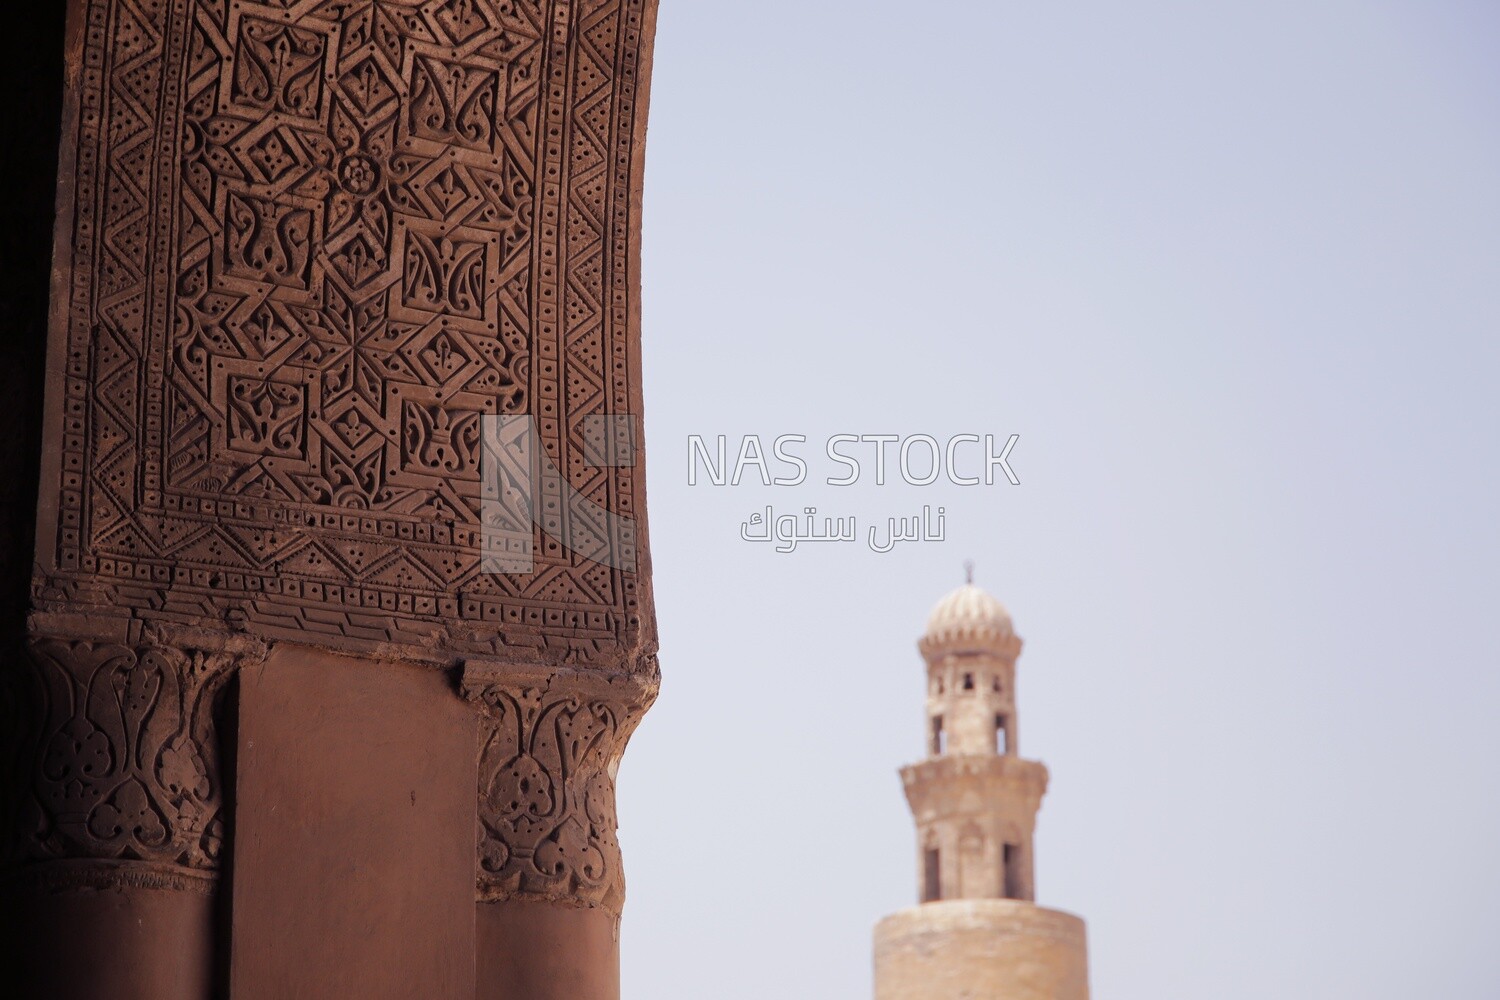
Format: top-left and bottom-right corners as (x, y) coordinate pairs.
(1, 626), (258, 886)
(462, 659), (657, 916)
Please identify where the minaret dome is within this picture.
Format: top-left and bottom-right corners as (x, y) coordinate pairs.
(920, 573), (1021, 661)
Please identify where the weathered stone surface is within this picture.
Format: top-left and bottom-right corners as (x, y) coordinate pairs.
(464, 658), (654, 916)
(4, 0), (662, 995)
(14, 0), (661, 885)
(33, 0), (659, 674)
(2, 626), (251, 881)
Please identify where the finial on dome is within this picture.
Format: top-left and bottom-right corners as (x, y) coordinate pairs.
(964, 560), (974, 585)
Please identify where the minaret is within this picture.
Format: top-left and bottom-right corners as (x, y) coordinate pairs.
(873, 572), (1090, 1000)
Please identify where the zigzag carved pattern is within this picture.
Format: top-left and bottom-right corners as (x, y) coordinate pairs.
(39, 0), (655, 668)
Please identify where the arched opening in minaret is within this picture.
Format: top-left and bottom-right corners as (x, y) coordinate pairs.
(930, 715), (946, 755)
(922, 848), (942, 902)
(1002, 843), (1022, 899)
(962, 672), (975, 690)
(994, 713), (1009, 754)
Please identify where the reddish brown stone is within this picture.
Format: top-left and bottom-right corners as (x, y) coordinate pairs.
(6, 869), (217, 1000)
(478, 901), (621, 1000)
(3, 0), (662, 995)
(230, 645), (477, 1000)
(31, 0), (659, 675)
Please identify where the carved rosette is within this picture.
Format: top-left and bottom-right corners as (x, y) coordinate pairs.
(0, 630), (248, 891)
(462, 660), (655, 914)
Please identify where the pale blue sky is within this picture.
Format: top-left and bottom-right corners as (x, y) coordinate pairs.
(621, 3), (1500, 998)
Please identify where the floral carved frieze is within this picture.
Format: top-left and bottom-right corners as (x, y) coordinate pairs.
(463, 659), (656, 913)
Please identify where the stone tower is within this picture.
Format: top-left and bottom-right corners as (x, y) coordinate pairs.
(873, 576), (1090, 1000)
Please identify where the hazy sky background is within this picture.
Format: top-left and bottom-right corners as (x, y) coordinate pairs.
(618, 3), (1500, 998)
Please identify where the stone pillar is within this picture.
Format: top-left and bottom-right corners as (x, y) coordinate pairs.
(229, 645), (480, 1000)
(2, 0), (661, 995)
(466, 663), (656, 1000)
(1, 626), (245, 1000)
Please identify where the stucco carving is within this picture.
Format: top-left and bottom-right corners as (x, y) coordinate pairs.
(35, 0), (656, 671)
(1, 630), (249, 885)
(463, 659), (654, 914)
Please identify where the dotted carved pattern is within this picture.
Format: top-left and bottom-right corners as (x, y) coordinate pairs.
(40, 0), (652, 666)
(1, 639), (236, 874)
(465, 667), (651, 913)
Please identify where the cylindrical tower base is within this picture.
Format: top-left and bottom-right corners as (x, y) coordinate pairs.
(874, 900), (1089, 1000)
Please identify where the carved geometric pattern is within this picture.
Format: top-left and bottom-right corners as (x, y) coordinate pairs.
(38, 0), (655, 669)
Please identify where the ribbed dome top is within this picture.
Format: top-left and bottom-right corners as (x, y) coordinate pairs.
(924, 583), (1014, 645)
